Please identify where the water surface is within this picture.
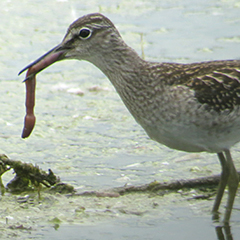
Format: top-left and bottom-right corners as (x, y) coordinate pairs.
(0, 0), (240, 239)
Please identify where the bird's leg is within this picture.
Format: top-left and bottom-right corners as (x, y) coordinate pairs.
(222, 150), (239, 224)
(212, 152), (230, 221)
(215, 224), (233, 240)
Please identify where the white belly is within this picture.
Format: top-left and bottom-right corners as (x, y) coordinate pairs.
(142, 108), (240, 153)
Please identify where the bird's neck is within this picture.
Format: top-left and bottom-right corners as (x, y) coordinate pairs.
(88, 43), (146, 91)
(87, 43), (158, 128)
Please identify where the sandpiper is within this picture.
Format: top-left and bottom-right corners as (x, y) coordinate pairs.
(19, 13), (240, 224)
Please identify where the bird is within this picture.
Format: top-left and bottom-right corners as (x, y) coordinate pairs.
(19, 13), (240, 224)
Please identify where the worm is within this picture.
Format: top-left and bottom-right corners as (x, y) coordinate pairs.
(21, 68), (36, 138)
(20, 47), (64, 138)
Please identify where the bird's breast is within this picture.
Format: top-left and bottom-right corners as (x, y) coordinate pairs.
(118, 83), (240, 153)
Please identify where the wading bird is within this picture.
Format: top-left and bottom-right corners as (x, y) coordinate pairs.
(19, 13), (240, 224)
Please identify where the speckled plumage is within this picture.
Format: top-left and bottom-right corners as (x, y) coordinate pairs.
(120, 60), (240, 153)
(20, 13), (240, 224)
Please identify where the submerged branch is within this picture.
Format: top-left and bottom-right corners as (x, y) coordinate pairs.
(76, 171), (240, 198)
(1, 153), (240, 199)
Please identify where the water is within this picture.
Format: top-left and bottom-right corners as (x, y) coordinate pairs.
(0, 0), (240, 239)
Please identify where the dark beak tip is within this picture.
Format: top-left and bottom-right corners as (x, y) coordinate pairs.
(18, 44), (65, 79)
(18, 66), (29, 76)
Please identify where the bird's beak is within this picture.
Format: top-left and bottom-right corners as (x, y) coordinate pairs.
(18, 44), (66, 80)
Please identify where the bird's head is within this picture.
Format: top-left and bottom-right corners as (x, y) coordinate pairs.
(19, 13), (122, 79)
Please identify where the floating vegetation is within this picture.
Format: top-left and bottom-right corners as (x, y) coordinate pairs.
(0, 154), (65, 194)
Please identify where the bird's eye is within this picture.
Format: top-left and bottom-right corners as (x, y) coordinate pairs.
(79, 28), (92, 39)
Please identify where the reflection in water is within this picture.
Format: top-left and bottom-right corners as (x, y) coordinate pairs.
(216, 225), (233, 240)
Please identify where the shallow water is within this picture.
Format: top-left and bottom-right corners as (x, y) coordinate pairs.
(44, 215), (240, 240)
(1, 0), (240, 239)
